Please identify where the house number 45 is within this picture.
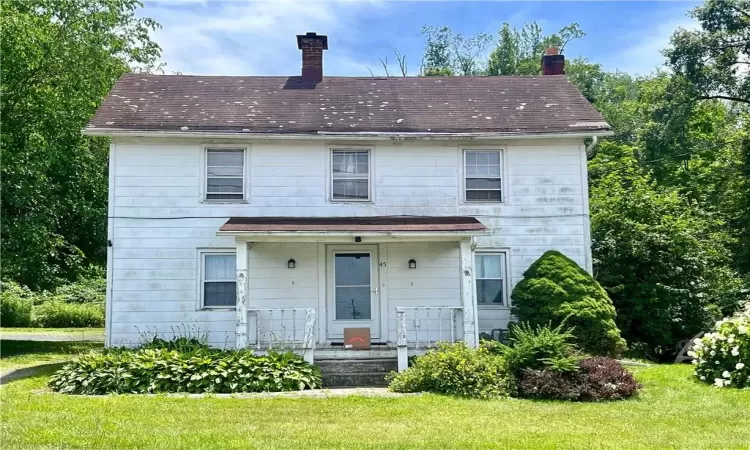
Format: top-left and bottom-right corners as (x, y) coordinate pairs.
(379, 262), (387, 267)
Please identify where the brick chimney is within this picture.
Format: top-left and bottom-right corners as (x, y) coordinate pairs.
(297, 32), (328, 82)
(541, 47), (565, 75)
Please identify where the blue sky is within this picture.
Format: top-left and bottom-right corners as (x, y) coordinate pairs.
(142, 0), (701, 77)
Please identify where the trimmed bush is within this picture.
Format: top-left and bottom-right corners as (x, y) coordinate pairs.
(690, 302), (750, 388)
(387, 342), (508, 399)
(517, 357), (640, 401)
(511, 250), (627, 356)
(48, 344), (321, 394)
(486, 323), (580, 379)
(32, 300), (104, 328)
(0, 281), (34, 327)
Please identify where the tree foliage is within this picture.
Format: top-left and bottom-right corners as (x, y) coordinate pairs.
(420, 26), (491, 76)
(486, 22), (585, 76)
(589, 142), (745, 359)
(0, 0), (161, 289)
(666, 0), (750, 105)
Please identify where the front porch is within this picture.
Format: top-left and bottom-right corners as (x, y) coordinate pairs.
(217, 216), (491, 372)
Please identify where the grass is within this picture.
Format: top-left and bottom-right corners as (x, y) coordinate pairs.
(1, 345), (749, 449)
(0, 340), (103, 371)
(1, 327), (104, 334)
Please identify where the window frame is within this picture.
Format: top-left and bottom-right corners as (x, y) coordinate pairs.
(462, 149), (504, 204)
(202, 146), (248, 203)
(329, 148), (372, 202)
(198, 249), (237, 310)
(474, 250), (509, 309)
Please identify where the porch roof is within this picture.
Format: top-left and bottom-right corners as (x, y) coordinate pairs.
(217, 216), (488, 240)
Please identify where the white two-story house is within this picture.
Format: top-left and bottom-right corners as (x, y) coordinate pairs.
(85, 33), (610, 371)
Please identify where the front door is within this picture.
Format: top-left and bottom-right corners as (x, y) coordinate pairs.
(326, 245), (380, 340)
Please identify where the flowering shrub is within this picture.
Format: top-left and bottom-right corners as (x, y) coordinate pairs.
(690, 302), (750, 388)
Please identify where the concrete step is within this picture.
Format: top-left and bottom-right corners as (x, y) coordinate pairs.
(322, 372), (391, 388)
(316, 358), (398, 374)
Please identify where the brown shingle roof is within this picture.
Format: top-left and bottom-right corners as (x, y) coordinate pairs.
(219, 216), (487, 233)
(88, 74), (608, 135)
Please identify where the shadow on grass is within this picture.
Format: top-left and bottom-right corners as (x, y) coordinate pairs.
(1, 340), (103, 358)
(0, 362), (66, 384)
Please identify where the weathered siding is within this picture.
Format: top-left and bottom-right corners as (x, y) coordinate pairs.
(108, 138), (590, 345)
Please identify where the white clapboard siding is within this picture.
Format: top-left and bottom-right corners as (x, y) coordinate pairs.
(108, 138), (592, 345)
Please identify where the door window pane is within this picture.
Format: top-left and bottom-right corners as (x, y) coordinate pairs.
(335, 287), (372, 320)
(334, 253), (371, 320)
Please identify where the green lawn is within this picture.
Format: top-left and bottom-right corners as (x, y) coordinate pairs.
(1, 327), (104, 334)
(0, 340), (103, 371)
(1, 344), (748, 449)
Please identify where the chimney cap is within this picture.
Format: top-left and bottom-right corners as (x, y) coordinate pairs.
(297, 32), (328, 50)
(544, 47), (559, 56)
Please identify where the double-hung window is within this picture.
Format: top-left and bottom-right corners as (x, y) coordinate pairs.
(205, 148), (245, 200)
(465, 150), (502, 202)
(201, 252), (236, 308)
(331, 149), (370, 201)
(475, 253), (507, 306)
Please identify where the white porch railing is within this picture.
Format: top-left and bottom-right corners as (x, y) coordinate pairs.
(247, 308), (316, 363)
(395, 306), (463, 372)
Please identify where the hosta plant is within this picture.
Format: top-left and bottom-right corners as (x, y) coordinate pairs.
(689, 302), (750, 388)
(49, 343), (321, 395)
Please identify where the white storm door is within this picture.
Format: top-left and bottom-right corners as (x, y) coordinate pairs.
(326, 245), (381, 340)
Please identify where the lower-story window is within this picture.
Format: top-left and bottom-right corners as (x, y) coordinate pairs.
(475, 252), (507, 306)
(201, 252), (236, 308)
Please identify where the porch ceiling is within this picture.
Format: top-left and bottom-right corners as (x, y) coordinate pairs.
(216, 216), (488, 240)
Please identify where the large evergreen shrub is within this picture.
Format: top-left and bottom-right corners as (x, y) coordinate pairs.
(511, 250), (626, 356)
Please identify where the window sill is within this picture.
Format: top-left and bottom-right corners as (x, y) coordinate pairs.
(329, 199), (373, 204)
(199, 307), (237, 312)
(477, 305), (510, 310)
(200, 199), (248, 205)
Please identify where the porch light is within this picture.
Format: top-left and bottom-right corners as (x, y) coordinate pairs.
(287, 258), (296, 269)
(408, 259), (417, 269)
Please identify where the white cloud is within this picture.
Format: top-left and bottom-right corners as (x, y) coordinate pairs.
(599, 11), (699, 75)
(142, 0), (388, 76)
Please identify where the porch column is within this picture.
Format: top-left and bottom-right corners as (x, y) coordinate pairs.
(235, 240), (249, 349)
(459, 238), (478, 347)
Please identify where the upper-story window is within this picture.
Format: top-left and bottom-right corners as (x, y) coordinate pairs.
(331, 149), (370, 201)
(205, 148), (245, 201)
(464, 150), (502, 202)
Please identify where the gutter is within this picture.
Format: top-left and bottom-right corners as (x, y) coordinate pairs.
(215, 230), (490, 238)
(82, 128), (614, 141)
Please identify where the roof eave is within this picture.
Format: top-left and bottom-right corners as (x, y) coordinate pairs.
(215, 229), (490, 241)
(81, 128), (614, 140)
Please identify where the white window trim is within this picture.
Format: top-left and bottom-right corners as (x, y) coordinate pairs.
(197, 249), (237, 311)
(474, 250), (510, 309)
(201, 145), (249, 203)
(461, 148), (506, 204)
(329, 147), (373, 203)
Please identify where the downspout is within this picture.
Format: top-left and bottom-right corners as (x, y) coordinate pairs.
(585, 136), (599, 158)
